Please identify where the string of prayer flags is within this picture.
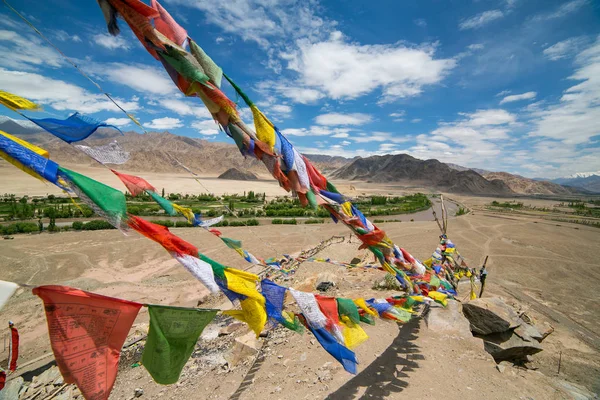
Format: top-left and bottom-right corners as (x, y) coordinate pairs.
(0, 281), (19, 311)
(220, 267), (267, 337)
(33, 285), (142, 400)
(75, 141), (130, 165)
(0, 90), (40, 111)
(58, 167), (127, 230)
(188, 39), (223, 88)
(142, 305), (218, 385)
(309, 326), (358, 374)
(26, 113), (122, 143)
(0, 130), (58, 183)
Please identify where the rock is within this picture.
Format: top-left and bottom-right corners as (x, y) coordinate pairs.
(553, 380), (598, 400)
(200, 324), (221, 341)
(536, 322), (554, 342)
(426, 300), (472, 338)
(219, 322), (244, 336)
(481, 330), (543, 362)
(0, 377), (24, 400)
(134, 388), (144, 397)
(315, 272), (337, 291)
(514, 322), (543, 342)
(225, 331), (261, 367)
(496, 363), (505, 373)
(54, 388), (74, 400)
(462, 298), (522, 335)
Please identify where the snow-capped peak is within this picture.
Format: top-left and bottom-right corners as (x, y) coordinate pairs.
(566, 171), (600, 179)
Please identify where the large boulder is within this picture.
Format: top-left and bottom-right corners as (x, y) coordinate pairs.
(0, 376), (23, 400)
(481, 330), (543, 361)
(514, 322), (544, 342)
(462, 297), (522, 335)
(426, 300), (473, 338)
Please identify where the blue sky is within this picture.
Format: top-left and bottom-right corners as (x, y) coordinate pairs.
(0, 0), (599, 178)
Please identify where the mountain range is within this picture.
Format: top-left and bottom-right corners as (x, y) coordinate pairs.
(0, 117), (595, 195)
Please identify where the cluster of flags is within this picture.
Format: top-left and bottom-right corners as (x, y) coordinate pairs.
(0, 125), (459, 400)
(0, 2), (478, 397)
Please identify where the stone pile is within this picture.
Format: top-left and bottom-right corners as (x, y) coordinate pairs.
(0, 366), (81, 400)
(462, 297), (553, 362)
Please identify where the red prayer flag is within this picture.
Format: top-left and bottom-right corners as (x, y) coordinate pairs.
(111, 170), (156, 196)
(8, 326), (18, 371)
(0, 369), (5, 391)
(315, 295), (341, 331)
(33, 286), (142, 400)
(127, 216), (199, 257)
(151, 0), (187, 46)
(400, 248), (416, 264)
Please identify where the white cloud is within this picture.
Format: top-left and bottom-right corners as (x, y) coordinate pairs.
(467, 44), (485, 51)
(53, 30), (81, 42)
(543, 37), (588, 61)
(0, 29), (63, 70)
(86, 62), (177, 95)
(282, 32), (456, 103)
(0, 68), (140, 114)
(215, 37), (225, 44)
(529, 38), (600, 145)
(351, 132), (412, 144)
(379, 143), (398, 152)
(168, 0), (331, 48)
(257, 81), (324, 104)
(459, 10), (504, 30)
(104, 118), (132, 127)
(499, 91), (537, 104)
(340, 140), (351, 146)
(271, 104), (292, 114)
(460, 109), (516, 126)
(331, 132), (349, 138)
(407, 108), (516, 168)
(281, 126), (351, 137)
(192, 119), (220, 135)
(92, 33), (131, 50)
(389, 111), (405, 122)
(315, 112), (372, 126)
(411, 118), (422, 123)
(144, 117), (183, 130)
(414, 19), (427, 27)
(532, 0), (587, 21)
(158, 98), (212, 118)
(496, 90), (512, 97)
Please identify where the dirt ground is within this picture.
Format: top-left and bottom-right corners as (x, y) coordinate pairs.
(0, 170), (599, 399)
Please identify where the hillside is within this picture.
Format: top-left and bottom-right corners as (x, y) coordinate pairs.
(482, 172), (580, 195)
(331, 154), (513, 195)
(0, 127), (344, 177)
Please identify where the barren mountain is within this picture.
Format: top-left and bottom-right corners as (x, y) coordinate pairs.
(482, 172), (580, 195)
(331, 154), (513, 195)
(218, 168), (258, 180)
(3, 129), (345, 177)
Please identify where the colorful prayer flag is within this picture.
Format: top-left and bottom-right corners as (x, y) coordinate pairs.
(32, 285), (142, 400)
(143, 305), (217, 384)
(0, 130), (58, 183)
(8, 325), (18, 371)
(26, 113), (122, 143)
(0, 90), (39, 111)
(111, 170), (156, 196)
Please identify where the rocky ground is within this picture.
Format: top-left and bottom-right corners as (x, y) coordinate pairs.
(1, 195), (599, 399)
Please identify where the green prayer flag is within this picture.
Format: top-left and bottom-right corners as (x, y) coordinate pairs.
(58, 167), (126, 226)
(143, 305), (218, 385)
(337, 298), (360, 325)
(189, 39), (223, 88)
(148, 190), (176, 216)
(221, 237), (242, 250)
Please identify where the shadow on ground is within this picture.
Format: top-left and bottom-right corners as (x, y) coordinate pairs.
(326, 315), (423, 400)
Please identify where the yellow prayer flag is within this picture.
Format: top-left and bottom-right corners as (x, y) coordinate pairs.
(0, 91), (40, 111)
(250, 105), (275, 150)
(428, 291), (448, 307)
(221, 268), (267, 337)
(172, 203), (195, 224)
(340, 316), (368, 349)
